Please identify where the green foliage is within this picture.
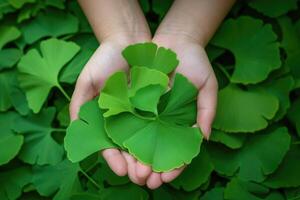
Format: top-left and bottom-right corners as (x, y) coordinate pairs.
(0, 0), (300, 199)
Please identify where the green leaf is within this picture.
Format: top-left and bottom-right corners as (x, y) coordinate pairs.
(0, 112), (23, 165)
(99, 67), (169, 116)
(13, 107), (64, 165)
(200, 187), (224, 200)
(259, 76), (294, 121)
(99, 71), (133, 117)
(0, 167), (31, 200)
(248, 0), (298, 17)
(0, 48), (22, 70)
(263, 144), (300, 188)
(122, 42), (179, 74)
(224, 178), (285, 200)
(17, 38), (80, 113)
(0, 0), (15, 19)
(211, 16), (281, 84)
(287, 98), (300, 136)
(159, 74), (198, 126)
(20, 9), (79, 44)
(0, 25), (21, 49)
(278, 17), (300, 85)
(59, 34), (98, 84)
(65, 99), (116, 163)
(171, 146), (214, 191)
(8, 0), (35, 9)
(32, 159), (81, 200)
(105, 73), (202, 172)
(207, 127), (291, 182)
(152, 0), (173, 21)
(213, 84), (278, 132)
(210, 130), (246, 149)
(99, 184), (149, 200)
(0, 70), (15, 111)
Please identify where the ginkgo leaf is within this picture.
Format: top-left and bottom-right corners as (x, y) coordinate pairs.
(122, 42), (179, 74)
(258, 76), (294, 121)
(104, 73), (202, 172)
(211, 16), (281, 84)
(65, 99), (116, 163)
(248, 0), (298, 17)
(224, 178), (285, 200)
(0, 25), (21, 49)
(263, 143), (300, 188)
(99, 71), (133, 117)
(20, 9), (78, 44)
(0, 70), (15, 111)
(13, 107), (64, 165)
(213, 84), (279, 132)
(278, 17), (300, 85)
(17, 38), (80, 113)
(210, 130), (246, 149)
(200, 187), (224, 200)
(171, 146), (214, 191)
(32, 159), (81, 200)
(99, 67), (169, 117)
(0, 48), (22, 70)
(59, 34), (98, 84)
(0, 111), (23, 165)
(207, 127), (291, 182)
(159, 74), (198, 126)
(0, 167), (31, 200)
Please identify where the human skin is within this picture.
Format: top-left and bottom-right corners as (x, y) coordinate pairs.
(71, 0), (235, 190)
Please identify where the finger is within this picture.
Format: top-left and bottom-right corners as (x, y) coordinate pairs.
(69, 74), (95, 121)
(146, 172), (163, 190)
(197, 75), (218, 139)
(135, 161), (151, 180)
(161, 166), (185, 183)
(102, 149), (127, 176)
(122, 152), (145, 186)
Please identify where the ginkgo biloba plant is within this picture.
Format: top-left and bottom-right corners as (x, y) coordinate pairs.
(65, 42), (203, 172)
(1, 0), (300, 200)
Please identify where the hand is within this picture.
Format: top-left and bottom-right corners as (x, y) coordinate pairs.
(69, 34), (156, 183)
(143, 34), (219, 187)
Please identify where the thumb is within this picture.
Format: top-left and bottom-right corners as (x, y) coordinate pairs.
(197, 75), (218, 140)
(69, 74), (96, 121)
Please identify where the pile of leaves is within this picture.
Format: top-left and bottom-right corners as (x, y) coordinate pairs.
(0, 0), (300, 199)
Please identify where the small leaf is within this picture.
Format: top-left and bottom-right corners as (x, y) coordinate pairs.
(263, 143), (300, 188)
(208, 127), (291, 182)
(248, 0), (298, 17)
(200, 187), (224, 200)
(13, 107), (64, 165)
(122, 42), (179, 74)
(0, 25), (21, 49)
(0, 167), (31, 200)
(20, 9), (79, 44)
(8, 0), (35, 9)
(18, 38), (80, 113)
(65, 99), (116, 163)
(213, 84), (278, 133)
(210, 130), (246, 149)
(0, 112), (23, 165)
(171, 146), (214, 191)
(0, 48), (22, 70)
(32, 159), (81, 200)
(211, 16), (281, 84)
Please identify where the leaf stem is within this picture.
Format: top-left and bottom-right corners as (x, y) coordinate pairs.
(57, 84), (71, 101)
(80, 169), (101, 189)
(216, 64), (231, 80)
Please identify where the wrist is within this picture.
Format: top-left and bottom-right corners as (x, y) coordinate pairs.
(102, 31), (151, 46)
(152, 33), (205, 49)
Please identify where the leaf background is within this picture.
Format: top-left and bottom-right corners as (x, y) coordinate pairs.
(0, 0), (300, 199)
